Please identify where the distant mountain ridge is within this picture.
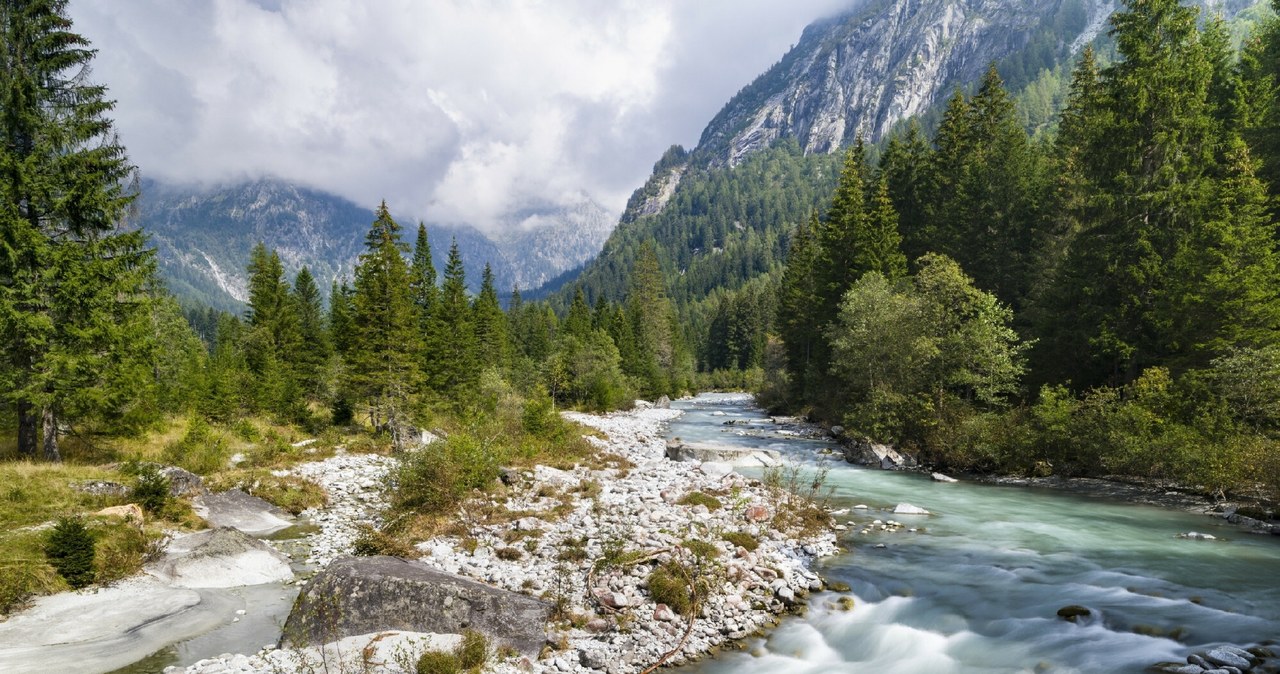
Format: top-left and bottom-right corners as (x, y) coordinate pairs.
(136, 178), (614, 311)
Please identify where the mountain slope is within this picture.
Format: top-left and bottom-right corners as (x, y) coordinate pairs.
(137, 179), (613, 311)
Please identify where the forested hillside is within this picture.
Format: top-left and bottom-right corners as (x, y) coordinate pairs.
(765, 0), (1280, 496)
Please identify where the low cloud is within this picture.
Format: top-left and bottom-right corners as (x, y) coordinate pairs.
(71, 0), (854, 234)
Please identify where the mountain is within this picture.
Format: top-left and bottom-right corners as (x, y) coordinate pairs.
(558, 0), (1268, 312)
(136, 178), (614, 312)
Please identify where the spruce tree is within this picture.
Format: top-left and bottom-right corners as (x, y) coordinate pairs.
(328, 281), (355, 356)
(292, 266), (330, 397)
(409, 222), (437, 331)
(424, 239), (477, 398)
(879, 120), (933, 261)
(346, 202), (420, 445)
(564, 287), (593, 340)
(471, 263), (510, 372)
(0, 0), (156, 460)
(775, 214), (822, 401)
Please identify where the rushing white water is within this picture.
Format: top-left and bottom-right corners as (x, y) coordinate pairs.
(670, 393), (1280, 674)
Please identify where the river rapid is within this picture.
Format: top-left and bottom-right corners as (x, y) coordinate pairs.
(670, 393), (1280, 674)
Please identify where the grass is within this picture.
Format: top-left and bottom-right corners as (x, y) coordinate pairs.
(647, 560), (697, 617)
(678, 491), (724, 511)
(721, 531), (759, 552)
(205, 469), (328, 514)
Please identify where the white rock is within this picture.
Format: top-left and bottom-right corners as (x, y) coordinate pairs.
(893, 503), (930, 515)
(698, 462), (734, 479)
(931, 472), (958, 483)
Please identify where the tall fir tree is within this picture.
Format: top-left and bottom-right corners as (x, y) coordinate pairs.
(346, 202), (420, 445)
(879, 120), (934, 262)
(776, 213), (823, 402)
(408, 222), (437, 331)
(0, 0), (156, 460)
(292, 266), (330, 397)
(471, 263), (510, 372)
(424, 239), (477, 398)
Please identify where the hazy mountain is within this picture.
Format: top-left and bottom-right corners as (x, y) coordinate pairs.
(135, 178), (614, 311)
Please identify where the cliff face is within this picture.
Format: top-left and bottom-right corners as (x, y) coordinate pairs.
(693, 0), (1104, 167)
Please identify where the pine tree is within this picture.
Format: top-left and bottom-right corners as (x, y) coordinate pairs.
(625, 242), (678, 396)
(471, 263), (510, 372)
(852, 176), (907, 282)
(328, 281), (355, 355)
(409, 222), (437, 330)
(815, 140), (870, 319)
(563, 287), (593, 340)
(0, 0), (156, 460)
(424, 239), (477, 398)
(346, 202), (420, 446)
(1237, 2), (1280, 210)
(245, 243), (300, 368)
(1040, 0), (1280, 387)
(292, 266), (330, 397)
(879, 120), (934, 261)
(775, 214), (822, 401)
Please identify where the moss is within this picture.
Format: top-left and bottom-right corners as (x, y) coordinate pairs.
(721, 531), (759, 552)
(647, 561), (695, 617)
(678, 492), (723, 511)
(683, 538), (720, 560)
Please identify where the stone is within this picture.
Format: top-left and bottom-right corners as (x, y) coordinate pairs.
(1203, 649), (1252, 669)
(95, 503), (144, 524)
(656, 395), (671, 409)
(281, 556), (551, 658)
(499, 467), (521, 486)
(148, 527), (293, 588)
(72, 480), (129, 497)
(1055, 605), (1092, 623)
(744, 505), (770, 522)
(593, 588), (631, 609)
(830, 425), (845, 437)
(193, 489), (293, 536)
(776, 587), (796, 604)
(580, 648), (608, 670)
(157, 465), (206, 497)
(584, 618), (611, 633)
(665, 440), (782, 467)
(931, 472), (958, 483)
(1179, 532), (1217, 541)
(698, 462), (734, 479)
(653, 604), (677, 622)
(1146, 665), (1204, 674)
(893, 503), (930, 515)
(841, 437), (917, 470)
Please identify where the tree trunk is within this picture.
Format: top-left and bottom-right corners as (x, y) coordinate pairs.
(17, 401), (37, 458)
(41, 407), (60, 462)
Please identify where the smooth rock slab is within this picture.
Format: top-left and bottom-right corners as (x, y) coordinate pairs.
(280, 556), (551, 657)
(149, 527), (294, 588)
(893, 503), (931, 515)
(193, 489), (294, 536)
(1204, 648), (1252, 669)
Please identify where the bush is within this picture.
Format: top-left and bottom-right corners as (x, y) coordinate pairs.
(456, 629), (489, 669)
(45, 517), (95, 589)
(647, 560), (695, 617)
(162, 416), (229, 475)
(416, 650), (460, 674)
(351, 524), (415, 558)
(131, 465), (171, 515)
(93, 522), (157, 584)
(388, 433), (499, 514)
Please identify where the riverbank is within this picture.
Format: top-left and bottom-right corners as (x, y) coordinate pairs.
(177, 401), (840, 674)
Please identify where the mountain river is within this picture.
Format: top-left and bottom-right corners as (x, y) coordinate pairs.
(670, 393), (1280, 674)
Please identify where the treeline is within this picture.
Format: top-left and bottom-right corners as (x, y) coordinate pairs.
(180, 208), (692, 449)
(766, 0), (1280, 495)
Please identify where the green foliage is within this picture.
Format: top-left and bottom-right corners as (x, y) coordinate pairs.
(416, 650), (461, 674)
(45, 517), (95, 589)
(163, 416), (229, 475)
(455, 629), (489, 670)
(387, 433), (498, 514)
(677, 492), (723, 511)
(352, 524), (415, 558)
(721, 531), (759, 552)
(647, 560), (696, 617)
(131, 465), (171, 515)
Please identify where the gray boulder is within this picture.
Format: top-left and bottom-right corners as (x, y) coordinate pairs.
(149, 527), (293, 588)
(193, 489), (294, 536)
(841, 437), (916, 470)
(280, 556), (551, 657)
(157, 465), (205, 497)
(665, 440), (781, 467)
(656, 395), (671, 409)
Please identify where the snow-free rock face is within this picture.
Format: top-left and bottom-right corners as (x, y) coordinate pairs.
(280, 556), (552, 657)
(192, 489), (294, 536)
(696, 0), (1080, 166)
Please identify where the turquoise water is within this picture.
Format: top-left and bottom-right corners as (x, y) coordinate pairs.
(671, 394), (1280, 674)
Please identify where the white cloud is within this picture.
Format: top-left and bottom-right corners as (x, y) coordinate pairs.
(70, 0), (854, 234)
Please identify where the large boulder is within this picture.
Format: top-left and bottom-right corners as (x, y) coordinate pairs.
(193, 489), (294, 536)
(280, 556), (551, 657)
(149, 527), (293, 588)
(665, 440), (781, 467)
(841, 438), (916, 470)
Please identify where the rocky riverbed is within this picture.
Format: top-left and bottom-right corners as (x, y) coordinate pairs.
(176, 403), (840, 674)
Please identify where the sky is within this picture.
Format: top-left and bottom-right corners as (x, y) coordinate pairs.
(69, 0), (855, 235)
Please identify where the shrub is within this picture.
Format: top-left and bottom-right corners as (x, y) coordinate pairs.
(162, 416), (229, 475)
(388, 433), (499, 514)
(131, 465), (171, 515)
(45, 517), (95, 589)
(495, 547), (524, 561)
(647, 560), (695, 617)
(93, 522), (157, 584)
(416, 650), (460, 674)
(351, 524), (415, 558)
(456, 629), (489, 669)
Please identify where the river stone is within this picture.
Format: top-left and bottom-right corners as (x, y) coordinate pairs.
(665, 440), (782, 466)
(893, 503), (930, 515)
(1204, 648), (1252, 669)
(149, 527), (293, 588)
(931, 472), (958, 483)
(1056, 605), (1092, 623)
(280, 556), (551, 657)
(841, 438), (917, 470)
(699, 461), (734, 478)
(193, 489), (294, 536)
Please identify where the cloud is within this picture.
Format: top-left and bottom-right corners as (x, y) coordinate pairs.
(70, 0), (855, 234)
